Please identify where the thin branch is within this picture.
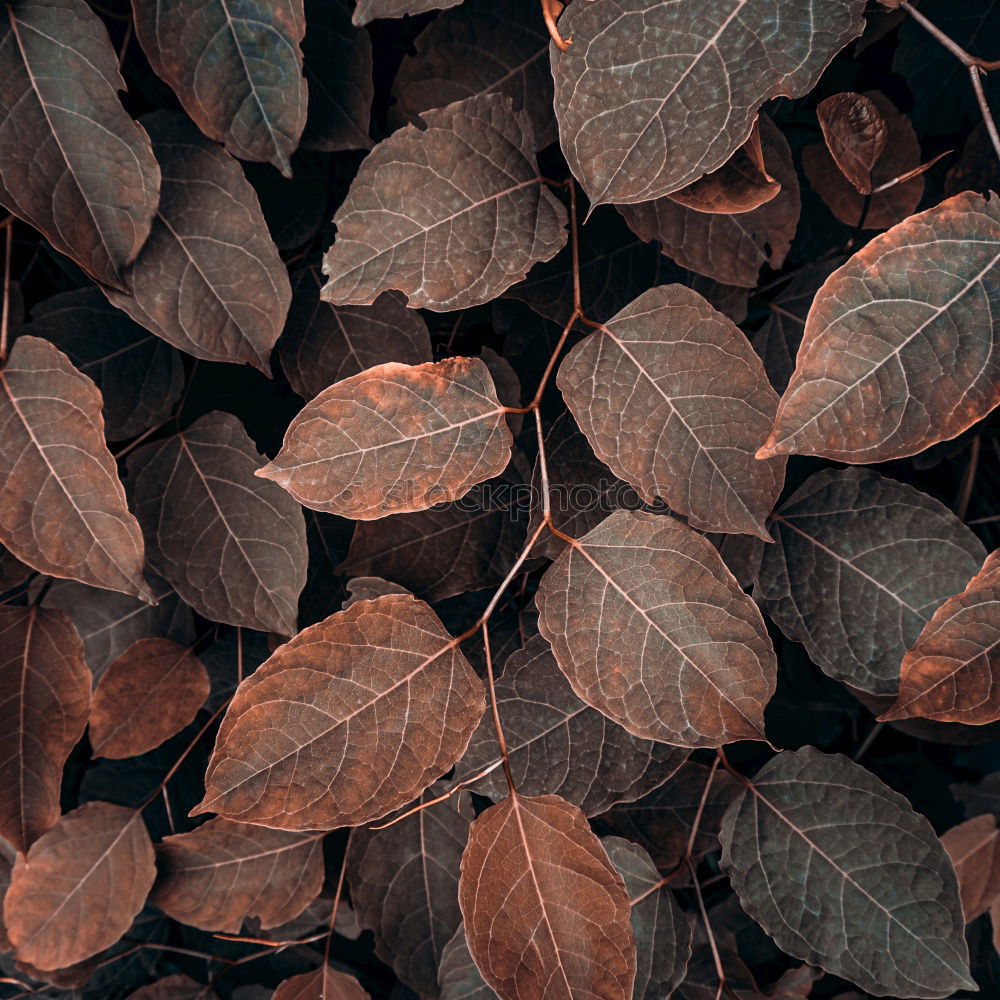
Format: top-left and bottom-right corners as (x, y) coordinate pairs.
(688, 857), (727, 1000)
(1, 220), (12, 365)
(534, 408), (552, 522)
(236, 625), (244, 685)
(969, 65), (1000, 162)
(483, 618), (516, 794)
(955, 434), (981, 520)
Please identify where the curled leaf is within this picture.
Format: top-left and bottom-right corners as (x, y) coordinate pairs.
(816, 92), (888, 194)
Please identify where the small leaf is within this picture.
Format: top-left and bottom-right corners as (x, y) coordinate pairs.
(128, 411), (307, 635)
(321, 93), (566, 311)
(352, 0), (463, 27)
(558, 284), (784, 539)
(0, 337), (151, 601)
(4, 801), (155, 971)
(760, 191), (1000, 462)
(881, 549), (1000, 724)
(130, 0), (307, 175)
(105, 112), (291, 374)
(0, 606), (90, 853)
(274, 967), (370, 1000)
(941, 813), (1000, 921)
(459, 792), (636, 1000)
(151, 819), (324, 933)
(754, 467), (986, 694)
(816, 92), (888, 194)
(125, 975), (217, 999)
(720, 746), (975, 998)
(536, 510), (777, 747)
(89, 639), (210, 759)
(196, 593), (485, 829)
(258, 357), (512, 519)
(0, 0), (160, 289)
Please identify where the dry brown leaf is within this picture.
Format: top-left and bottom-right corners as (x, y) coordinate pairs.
(941, 813), (1000, 921)
(816, 92), (889, 194)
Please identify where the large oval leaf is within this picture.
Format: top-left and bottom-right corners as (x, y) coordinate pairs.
(0, 336), (150, 601)
(536, 510), (776, 747)
(321, 93), (566, 311)
(0, 606), (90, 854)
(130, 0), (307, 175)
(458, 792), (635, 1000)
(0, 0), (160, 290)
(720, 747), (975, 998)
(258, 357), (512, 519)
(128, 411), (307, 636)
(759, 191), (1000, 462)
(551, 0), (867, 206)
(196, 593), (485, 829)
(105, 112), (291, 374)
(754, 467), (986, 694)
(558, 284), (784, 539)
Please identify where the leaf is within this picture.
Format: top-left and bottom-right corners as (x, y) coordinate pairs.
(754, 467), (986, 694)
(279, 268), (431, 400)
(128, 411), (307, 635)
(300, 0), (373, 152)
(617, 115), (801, 288)
(151, 818), (324, 933)
(0, 606), (90, 853)
(551, 0), (866, 206)
(352, 0), (464, 26)
(347, 784), (472, 996)
(760, 191), (1000, 462)
(455, 633), (690, 816)
(439, 924), (495, 1000)
(273, 968), (370, 1000)
(196, 593), (485, 829)
(0, 0), (160, 289)
(321, 93), (567, 311)
(458, 792), (636, 1000)
(257, 357), (513, 519)
(105, 112), (291, 374)
(881, 549), (1000, 724)
(89, 638), (210, 759)
(816, 92), (889, 194)
(720, 746), (975, 998)
(557, 284), (785, 539)
(536, 509), (777, 747)
(18, 289), (184, 442)
(130, 0), (307, 175)
(390, 0), (555, 148)
(125, 975), (217, 1000)
(941, 813), (1000, 921)
(3, 801), (155, 971)
(0, 336), (151, 601)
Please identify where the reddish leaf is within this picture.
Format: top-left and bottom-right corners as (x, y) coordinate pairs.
(321, 94), (566, 311)
(759, 192), (1000, 463)
(0, 606), (90, 853)
(105, 112), (291, 374)
(258, 357), (512, 520)
(0, 337), (151, 601)
(557, 284), (784, 539)
(536, 510), (777, 747)
(4, 801), (155, 971)
(0, 0), (160, 289)
(881, 550), (1000, 724)
(941, 813), (1000, 921)
(196, 593), (485, 829)
(89, 638), (210, 759)
(130, 0), (307, 175)
(125, 976), (217, 1000)
(458, 792), (636, 1000)
(816, 92), (889, 194)
(151, 818), (324, 933)
(273, 967), (370, 1000)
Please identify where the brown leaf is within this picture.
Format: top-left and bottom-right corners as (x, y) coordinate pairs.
(128, 411), (307, 635)
(258, 357), (512, 520)
(0, 606), (90, 853)
(279, 268), (431, 400)
(0, 0), (160, 289)
(151, 819), (324, 933)
(816, 92), (889, 194)
(459, 792), (635, 1000)
(273, 967), (370, 1000)
(881, 550), (1000, 724)
(941, 813), (1000, 921)
(196, 593), (485, 829)
(352, 0), (463, 27)
(130, 0), (307, 175)
(343, 576), (411, 607)
(557, 284), (784, 539)
(4, 801), (155, 971)
(105, 112), (291, 374)
(89, 639), (210, 759)
(759, 191), (1000, 463)
(536, 510), (776, 748)
(0, 336), (151, 601)
(321, 94), (566, 311)
(617, 116), (800, 288)
(125, 975), (217, 999)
